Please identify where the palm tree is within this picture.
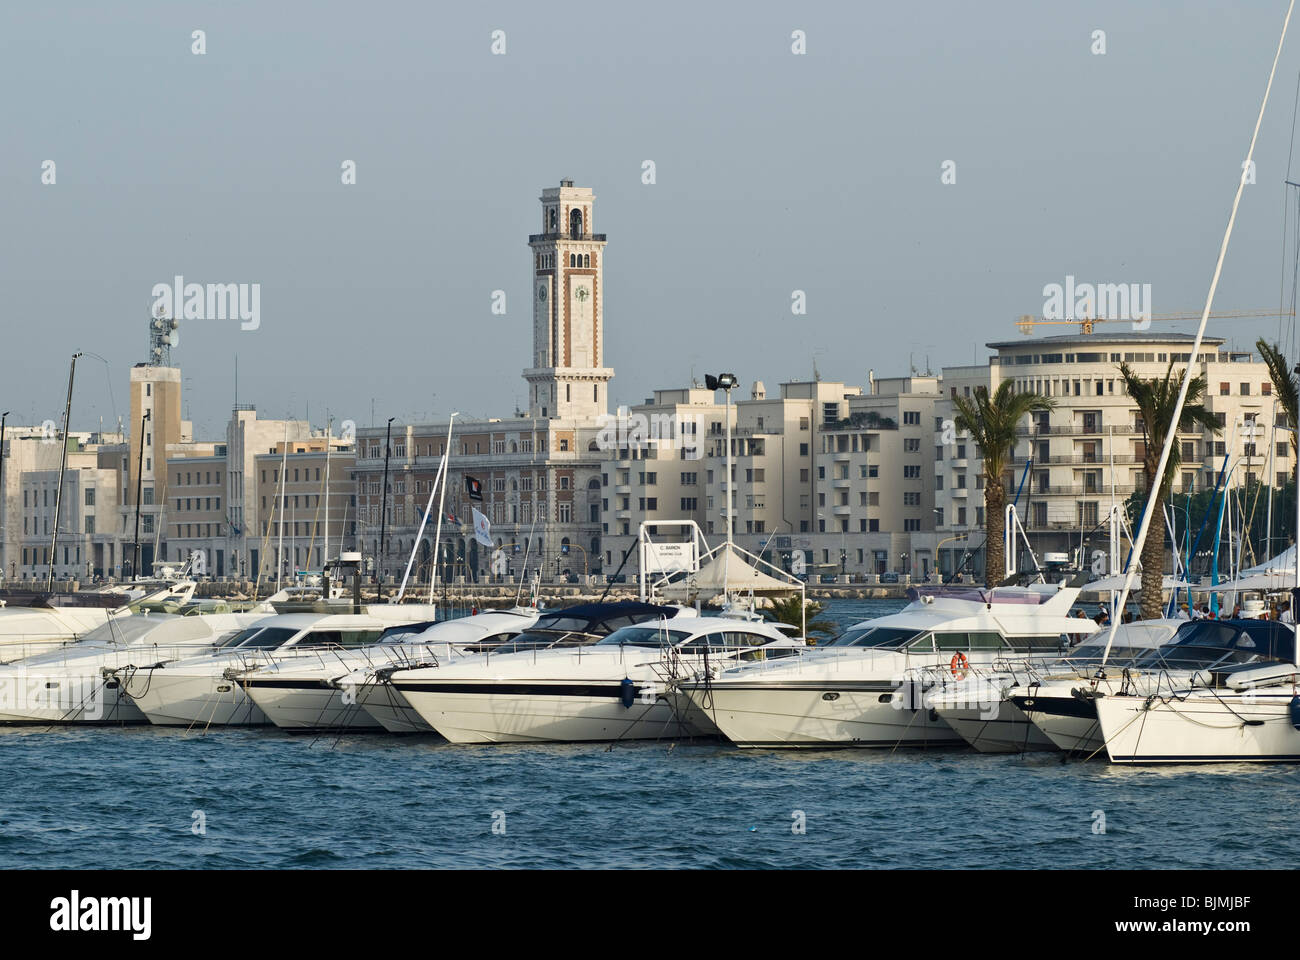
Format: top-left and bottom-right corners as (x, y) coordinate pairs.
(1118, 361), (1221, 620)
(952, 380), (1054, 588)
(1255, 339), (1298, 482)
(764, 595), (837, 643)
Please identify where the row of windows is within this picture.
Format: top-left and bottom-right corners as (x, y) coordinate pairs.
(23, 488), (99, 508)
(176, 497), (222, 512)
(176, 470), (224, 486)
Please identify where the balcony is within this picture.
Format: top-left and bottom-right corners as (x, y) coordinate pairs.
(529, 232), (607, 243)
(1028, 484), (1139, 497)
(1033, 453), (1140, 466)
(1017, 424), (1139, 437)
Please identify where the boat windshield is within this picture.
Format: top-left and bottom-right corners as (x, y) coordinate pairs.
(1066, 642), (1150, 663)
(596, 626), (694, 648)
(825, 626), (924, 648)
(1131, 620), (1294, 671)
(528, 616), (598, 635)
(215, 627), (263, 648)
(232, 627), (300, 650)
(375, 621), (437, 645)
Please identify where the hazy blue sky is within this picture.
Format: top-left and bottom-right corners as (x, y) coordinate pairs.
(5, 1), (1300, 438)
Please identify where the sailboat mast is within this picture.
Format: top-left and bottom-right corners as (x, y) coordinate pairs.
(426, 414), (458, 604)
(277, 421), (288, 591)
(324, 416), (331, 569)
(47, 352), (81, 591)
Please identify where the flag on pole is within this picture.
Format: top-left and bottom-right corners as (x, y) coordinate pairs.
(472, 507), (492, 547)
(465, 476), (483, 501)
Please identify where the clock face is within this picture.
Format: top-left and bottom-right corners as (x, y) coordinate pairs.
(538, 285), (548, 301)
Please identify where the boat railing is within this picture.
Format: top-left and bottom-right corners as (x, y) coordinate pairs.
(9, 640), (224, 674)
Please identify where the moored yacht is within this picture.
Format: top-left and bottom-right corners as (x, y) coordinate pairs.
(0, 606), (259, 724)
(120, 607), (436, 727)
(677, 583), (1089, 749)
(390, 612), (796, 743)
(927, 619), (1180, 753)
(0, 578), (198, 662)
(238, 608), (540, 732)
(1013, 618), (1294, 758)
(349, 602), (681, 733)
(1084, 619), (1300, 763)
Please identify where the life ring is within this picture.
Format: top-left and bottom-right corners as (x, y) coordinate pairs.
(949, 652), (970, 680)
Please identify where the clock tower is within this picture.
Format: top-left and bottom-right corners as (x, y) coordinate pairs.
(524, 180), (612, 420)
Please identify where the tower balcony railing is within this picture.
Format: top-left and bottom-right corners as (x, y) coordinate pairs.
(528, 232), (607, 243)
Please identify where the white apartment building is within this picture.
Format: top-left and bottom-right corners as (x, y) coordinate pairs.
(929, 332), (1295, 580)
(9, 433), (123, 582)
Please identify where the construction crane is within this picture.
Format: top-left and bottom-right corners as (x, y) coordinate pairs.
(1015, 309), (1293, 336)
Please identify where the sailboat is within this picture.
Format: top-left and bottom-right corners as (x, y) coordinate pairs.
(1088, 0), (1300, 763)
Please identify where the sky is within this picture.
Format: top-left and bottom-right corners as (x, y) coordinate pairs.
(5, 1), (1300, 440)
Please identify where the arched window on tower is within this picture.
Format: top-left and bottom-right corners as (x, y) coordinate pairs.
(583, 254), (590, 268)
(569, 207), (583, 239)
(549, 208), (557, 231)
(569, 254), (576, 268)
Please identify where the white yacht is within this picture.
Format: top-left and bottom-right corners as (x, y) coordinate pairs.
(389, 613), (797, 743)
(120, 607), (436, 728)
(0, 606), (259, 724)
(927, 619), (1180, 753)
(1086, 619), (1300, 763)
(351, 602), (684, 734)
(238, 608), (540, 732)
(676, 583), (1089, 749)
(0, 578), (198, 662)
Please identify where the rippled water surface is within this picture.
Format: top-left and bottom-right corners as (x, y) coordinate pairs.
(1, 598), (1295, 869)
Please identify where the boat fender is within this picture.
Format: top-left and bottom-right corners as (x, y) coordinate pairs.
(1289, 695), (1300, 731)
(620, 677), (636, 708)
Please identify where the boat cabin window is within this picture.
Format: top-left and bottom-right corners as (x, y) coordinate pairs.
(377, 622), (437, 644)
(530, 616), (597, 635)
(297, 629), (384, 649)
(1069, 642), (1148, 662)
(1134, 620), (1293, 670)
(933, 632), (1009, 651)
(679, 630), (775, 650)
(235, 627), (299, 649)
(1005, 635), (1065, 651)
(597, 626), (692, 648)
(829, 627), (923, 648)
(216, 627), (265, 648)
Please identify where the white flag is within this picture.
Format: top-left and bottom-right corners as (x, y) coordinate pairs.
(472, 507), (492, 547)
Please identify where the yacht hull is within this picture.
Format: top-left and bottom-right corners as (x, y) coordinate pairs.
(931, 702), (1056, 753)
(1096, 692), (1300, 763)
(241, 680), (382, 731)
(0, 672), (144, 724)
(354, 681), (436, 734)
(125, 670), (269, 727)
(398, 682), (712, 744)
(1013, 694), (1106, 757)
(680, 681), (963, 749)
